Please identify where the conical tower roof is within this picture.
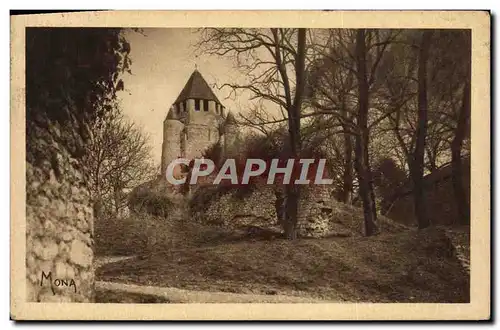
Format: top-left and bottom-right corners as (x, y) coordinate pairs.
(166, 106), (180, 120)
(225, 111), (237, 125)
(174, 69), (222, 104)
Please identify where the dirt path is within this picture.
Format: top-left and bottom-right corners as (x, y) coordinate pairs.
(95, 281), (327, 303)
(95, 254), (329, 303)
(94, 255), (137, 269)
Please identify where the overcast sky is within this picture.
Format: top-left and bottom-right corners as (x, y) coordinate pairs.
(117, 28), (252, 165)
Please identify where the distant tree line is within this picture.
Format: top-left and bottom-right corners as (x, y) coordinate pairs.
(197, 28), (471, 238)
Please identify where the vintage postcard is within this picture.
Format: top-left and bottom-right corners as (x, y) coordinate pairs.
(11, 10), (490, 320)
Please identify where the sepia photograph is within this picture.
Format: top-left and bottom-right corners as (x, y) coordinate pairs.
(11, 10), (490, 320)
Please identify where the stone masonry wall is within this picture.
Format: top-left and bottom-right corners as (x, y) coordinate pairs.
(192, 182), (407, 238)
(199, 185), (278, 229)
(26, 123), (94, 302)
(386, 163), (471, 226)
(296, 185), (335, 237)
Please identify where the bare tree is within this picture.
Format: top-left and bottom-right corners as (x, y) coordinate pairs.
(197, 28), (308, 239)
(451, 31), (471, 225)
(307, 29), (399, 235)
(306, 31), (357, 204)
(353, 29), (379, 235)
(83, 106), (157, 218)
(379, 30), (470, 227)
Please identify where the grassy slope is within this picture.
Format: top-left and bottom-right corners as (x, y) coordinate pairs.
(97, 227), (469, 303)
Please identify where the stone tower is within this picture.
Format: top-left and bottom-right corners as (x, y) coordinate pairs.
(223, 111), (239, 158)
(161, 69), (229, 174)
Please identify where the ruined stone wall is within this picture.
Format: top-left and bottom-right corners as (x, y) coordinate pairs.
(196, 184), (338, 236)
(386, 163), (471, 226)
(296, 185), (335, 237)
(26, 123), (94, 302)
(193, 182), (407, 238)
(193, 184), (278, 229)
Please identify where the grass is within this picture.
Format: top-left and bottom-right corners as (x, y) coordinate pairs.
(97, 227), (469, 303)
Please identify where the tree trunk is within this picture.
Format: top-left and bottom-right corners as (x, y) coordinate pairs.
(284, 185), (300, 240)
(341, 99), (353, 204)
(451, 80), (471, 225)
(341, 131), (354, 204)
(283, 28), (307, 240)
(412, 30), (433, 229)
(355, 29), (378, 236)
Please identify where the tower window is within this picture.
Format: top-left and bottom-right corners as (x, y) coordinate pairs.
(183, 101), (187, 112)
(195, 99), (201, 111)
(203, 100), (209, 112)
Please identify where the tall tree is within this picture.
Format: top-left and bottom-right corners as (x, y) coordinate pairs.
(282, 28), (307, 239)
(451, 32), (471, 225)
(354, 29), (378, 235)
(379, 30), (471, 227)
(411, 30), (433, 229)
(306, 31), (357, 204)
(197, 28), (309, 239)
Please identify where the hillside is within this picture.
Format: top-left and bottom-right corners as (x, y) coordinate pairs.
(97, 226), (469, 303)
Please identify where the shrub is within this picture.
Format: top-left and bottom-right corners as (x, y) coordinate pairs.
(128, 179), (174, 217)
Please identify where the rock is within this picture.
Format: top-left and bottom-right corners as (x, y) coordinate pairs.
(43, 220), (56, 233)
(69, 239), (93, 267)
(37, 260), (53, 274)
(39, 240), (59, 261)
(58, 241), (70, 256)
(79, 269), (92, 282)
(66, 264), (76, 279)
(76, 232), (92, 246)
(76, 219), (89, 232)
(54, 260), (67, 278)
(61, 231), (73, 242)
(31, 181), (41, 190)
(36, 195), (50, 208)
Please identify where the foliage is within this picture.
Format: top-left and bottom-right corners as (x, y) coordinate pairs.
(128, 181), (174, 217)
(372, 157), (408, 212)
(26, 28), (133, 160)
